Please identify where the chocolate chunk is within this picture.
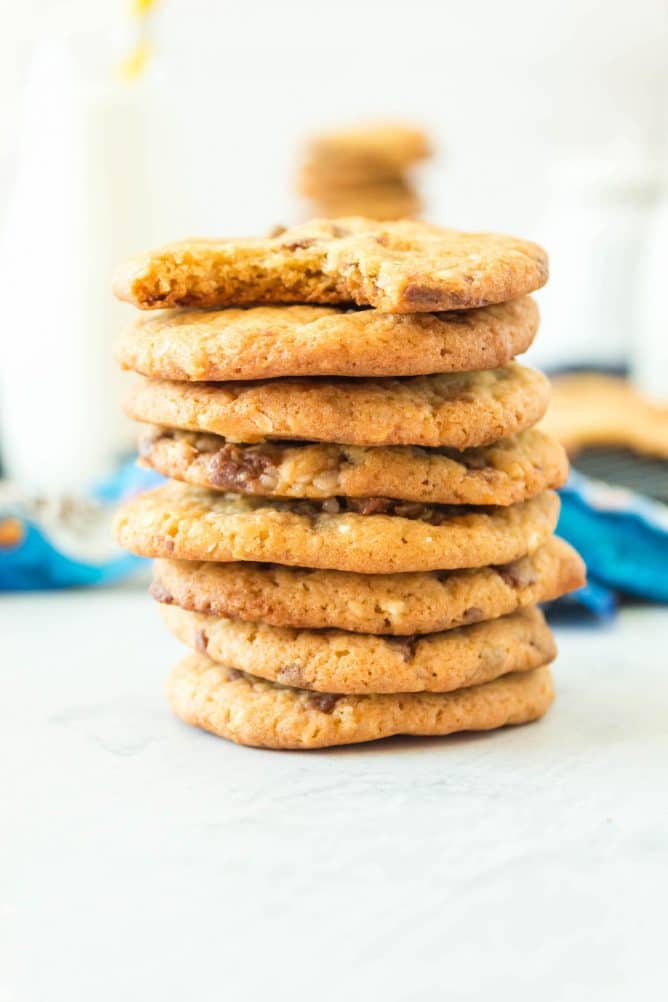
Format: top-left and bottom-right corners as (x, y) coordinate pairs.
(149, 581), (173, 604)
(194, 628), (208, 654)
(458, 450), (489, 470)
(208, 444), (276, 490)
(276, 663), (308, 688)
(282, 238), (316, 251)
(435, 310), (471, 325)
(284, 495), (469, 525)
(392, 502), (429, 520)
(496, 558), (538, 590)
(402, 283), (445, 309)
(389, 635), (419, 661)
(307, 692), (340, 714)
(226, 668), (244, 681)
(346, 497), (391, 516)
(462, 606), (484, 623)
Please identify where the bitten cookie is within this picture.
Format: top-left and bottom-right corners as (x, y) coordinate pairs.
(113, 217), (549, 312)
(138, 427), (567, 505)
(115, 483), (559, 573)
(168, 657), (555, 749)
(151, 537), (585, 635)
(160, 604), (555, 694)
(117, 297), (538, 381)
(124, 363), (550, 449)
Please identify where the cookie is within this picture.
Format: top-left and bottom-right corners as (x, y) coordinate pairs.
(167, 657), (554, 749)
(151, 537), (584, 636)
(115, 483), (559, 573)
(300, 162), (421, 196)
(117, 297), (538, 382)
(112, 218), (549, 312)
(542, 372), (668, 460)
(159, 604), (555, 694)
(138, 427), (567, 505)
(303, 123), (431, 178)
(307, 183), (422, 222)
(124, 364), (550, 449)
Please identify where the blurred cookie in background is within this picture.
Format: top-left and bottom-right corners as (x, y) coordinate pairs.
(542, 371), (668, 502)
(297, 121), (431, 220)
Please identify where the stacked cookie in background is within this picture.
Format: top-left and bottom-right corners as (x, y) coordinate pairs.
(297, 123), (430, 219)
(114, 217), (585, 750)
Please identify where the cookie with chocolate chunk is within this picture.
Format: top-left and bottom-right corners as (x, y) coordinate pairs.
(160, 604), (555, 694)
(117, 297), (538, 381)
(138, 427), (567, 506)
(167, 656), (554, 749)
(125, 363), (550, 450)
(112, 218), (548, 312)
(115, 482), (559, 573)
(151, 537), (584, 635)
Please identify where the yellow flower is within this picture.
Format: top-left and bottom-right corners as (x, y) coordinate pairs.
(130, 0), (159, 16)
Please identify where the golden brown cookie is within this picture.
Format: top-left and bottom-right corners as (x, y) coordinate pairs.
(138, 427), (567, 505)
(117, 297), (537, 381)
(124, 364), (550, 449)
(307, 182), (422, 221)
(168, 657), (555, 749)
(112, 218), (549, 312)
(302, 123), (431, 182)
(541, 372), (668, 459)
(160, 604), (555, 694)
(115, 483), (559, 573)
(151, 537), (584, 635)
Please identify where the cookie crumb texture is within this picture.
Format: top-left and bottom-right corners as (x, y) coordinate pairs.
(160, 604), (555, 694)
(151, 537), (584, 635)
(115, 483), (559, 573)
(113, 218), (548, 313)
(167, 658), (555, 749)
(138, 427), (568, 506)
(125, 363), (550, 449)
(117, 297), (538, 381)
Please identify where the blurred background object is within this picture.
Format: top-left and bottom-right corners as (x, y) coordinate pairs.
(0, 0), (667, 596)
(297, 122), (430, 219)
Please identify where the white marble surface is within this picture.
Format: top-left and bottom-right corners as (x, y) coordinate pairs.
(2, 589), (666, 1002)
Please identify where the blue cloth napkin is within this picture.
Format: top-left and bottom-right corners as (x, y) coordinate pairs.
(555, 470), (668, 614)
(0, 460), (162, 591)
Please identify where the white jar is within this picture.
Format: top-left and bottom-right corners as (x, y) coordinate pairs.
(529, 149), (659, 374)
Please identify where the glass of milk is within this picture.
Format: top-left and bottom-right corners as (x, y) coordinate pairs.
(0, 32), (155, 492)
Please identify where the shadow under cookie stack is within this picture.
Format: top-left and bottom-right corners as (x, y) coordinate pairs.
(114, 218), (585, 751)
(298, 123), (430, 220)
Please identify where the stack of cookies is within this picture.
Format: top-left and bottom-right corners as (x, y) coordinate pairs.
(297, 123), (430, 220)
(113, 217), (585, 751)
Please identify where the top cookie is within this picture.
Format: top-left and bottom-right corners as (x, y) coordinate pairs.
(113, 218), (549, 313)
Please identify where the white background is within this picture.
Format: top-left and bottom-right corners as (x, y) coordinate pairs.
(1, 0), (666, 239)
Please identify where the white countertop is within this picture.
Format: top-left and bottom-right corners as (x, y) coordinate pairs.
(2, 588), (666, 1002)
